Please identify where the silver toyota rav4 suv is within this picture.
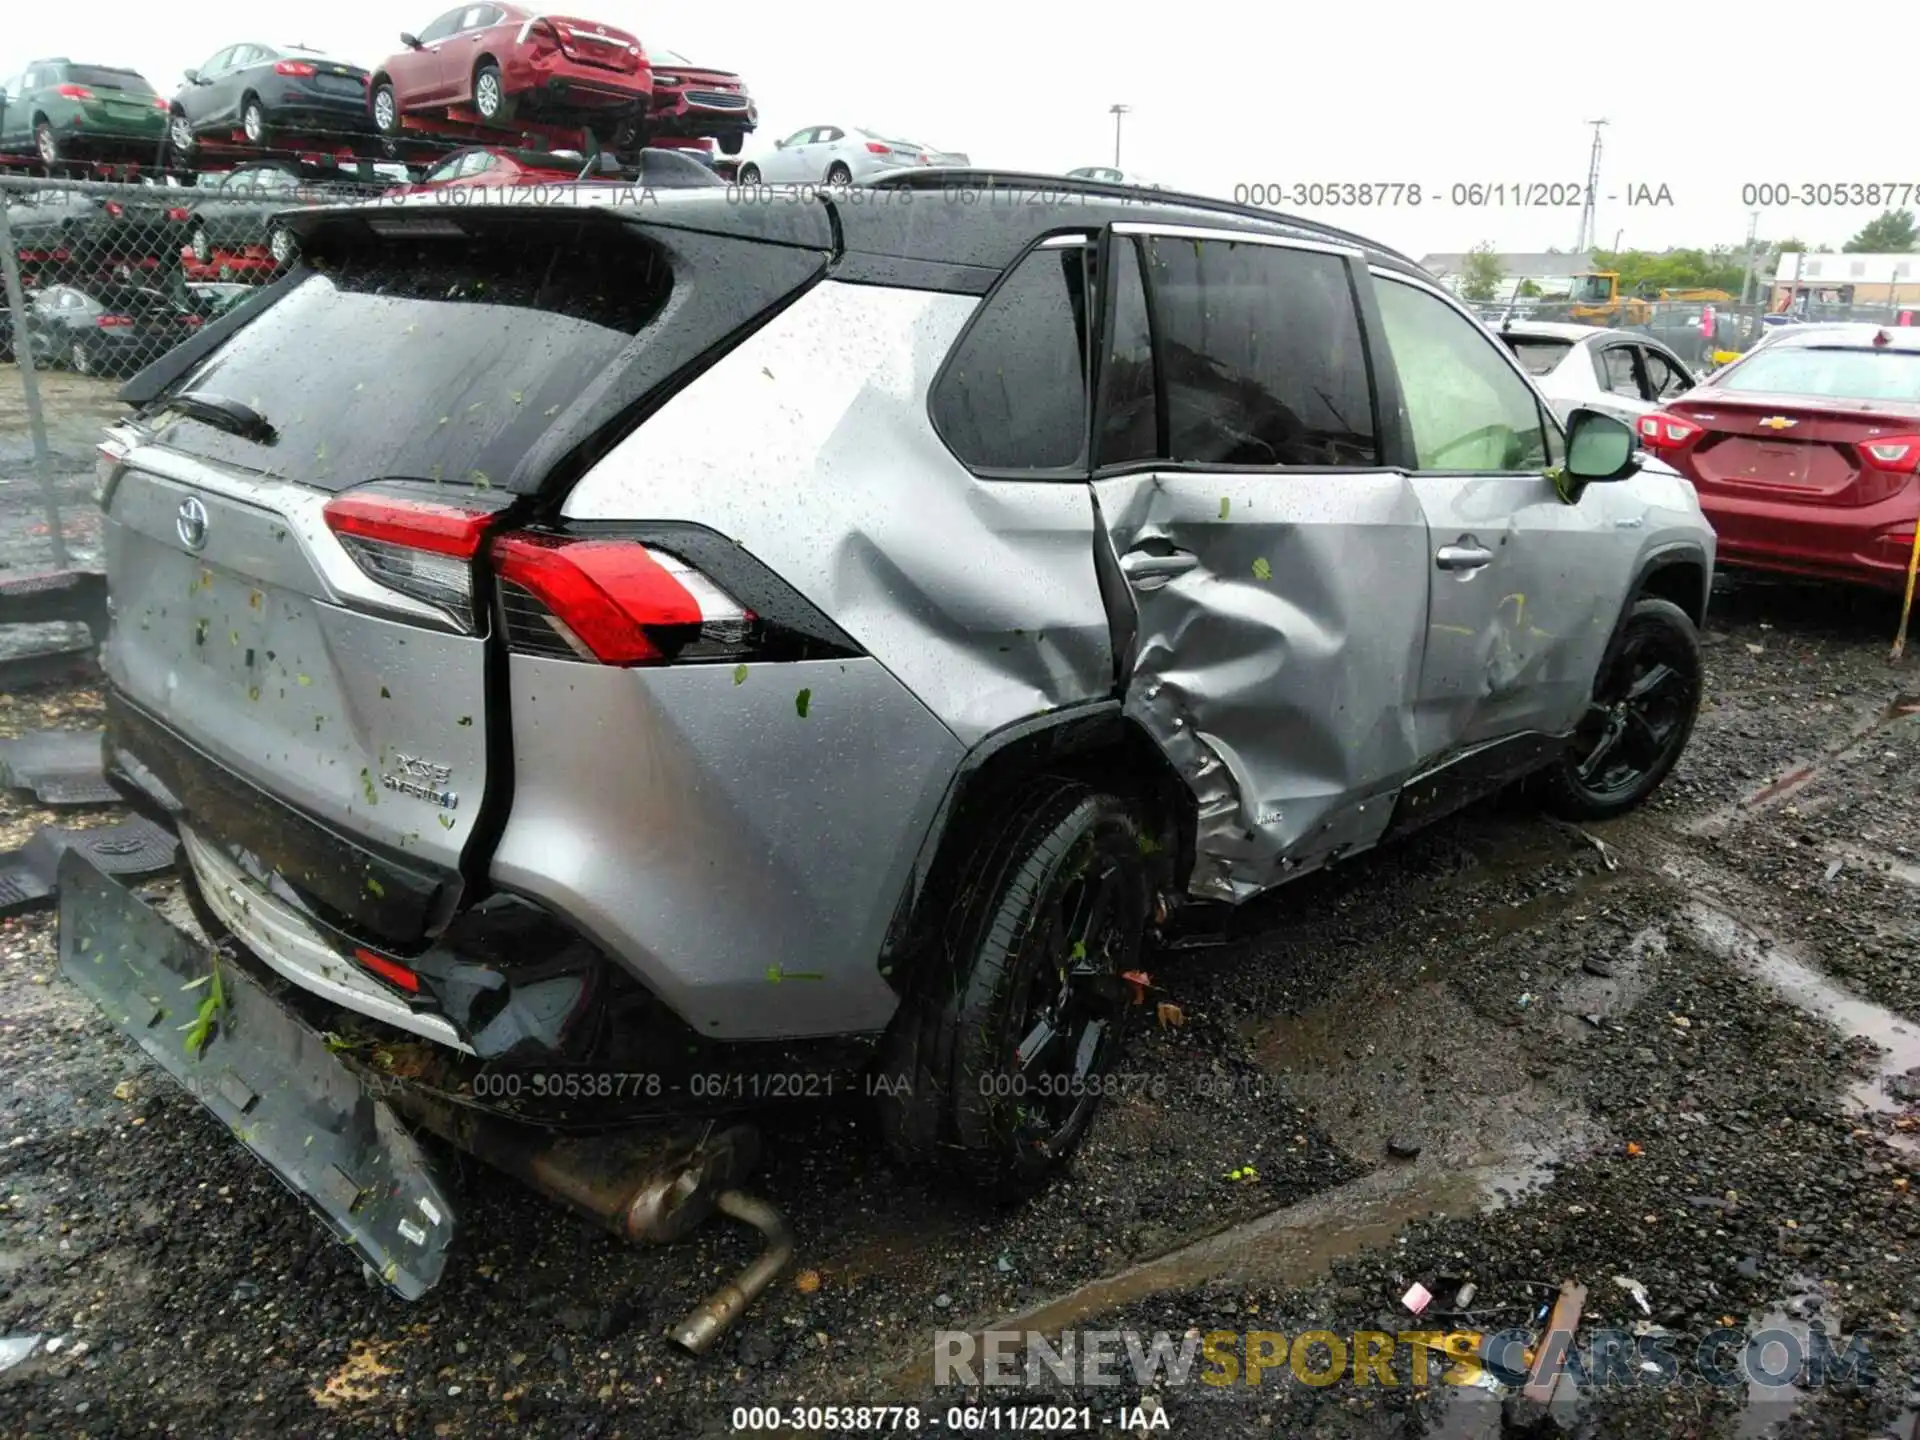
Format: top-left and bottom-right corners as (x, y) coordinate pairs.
(74, 171), (1712, 1292)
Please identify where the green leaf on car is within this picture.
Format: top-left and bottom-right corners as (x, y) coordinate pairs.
(795, 688), (811, 718)
(1252, 557), (1272, 582)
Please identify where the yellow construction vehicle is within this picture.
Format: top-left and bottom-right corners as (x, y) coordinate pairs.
(1565, 272), (1736, 324)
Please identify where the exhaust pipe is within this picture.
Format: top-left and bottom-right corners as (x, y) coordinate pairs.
(390, 1090), (796, 1347)
(669, 1188), (795, 1355)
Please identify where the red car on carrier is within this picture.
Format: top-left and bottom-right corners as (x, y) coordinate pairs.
(370, 5), (650, 140)
(1635, 324), (1920, 591)
(645, 48), (755, 155)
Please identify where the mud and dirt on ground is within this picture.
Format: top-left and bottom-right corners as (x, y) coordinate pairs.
(0, 573), (1915, 1440)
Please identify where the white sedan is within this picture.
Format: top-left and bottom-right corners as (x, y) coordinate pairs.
(1492, 320), (1699, 425)
(734, 124), (968, 185)
(1066, 165), (1161, 189)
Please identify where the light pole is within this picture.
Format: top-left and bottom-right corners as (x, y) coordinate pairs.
(1109, 104), (1130, 169)
(1575, 118), (1608, 254)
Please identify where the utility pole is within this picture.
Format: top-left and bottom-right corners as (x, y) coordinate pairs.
(1575, 118), (1607, 255)
(1109, 104), (1130, 169)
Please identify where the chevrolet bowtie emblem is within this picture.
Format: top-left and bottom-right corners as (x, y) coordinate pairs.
(1759, 416), (1797, 430)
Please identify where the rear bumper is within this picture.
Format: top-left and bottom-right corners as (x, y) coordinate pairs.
(1698, 485), (1918, 591)
(56, 848), (454, 1297)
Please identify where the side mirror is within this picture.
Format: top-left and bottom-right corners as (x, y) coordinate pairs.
(183, 69), (201, 85)
(1563, 409), (1641, 490)
(773, 137), (786, 149)
(400, 33), (422, 49)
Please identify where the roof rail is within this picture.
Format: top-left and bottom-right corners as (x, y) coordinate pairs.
(862, 168), (1421, 269)
(30, 57), (75, 65)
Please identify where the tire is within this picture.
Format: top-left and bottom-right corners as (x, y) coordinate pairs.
(241, 96), (269, 147)
(472, 62), (514, 126)
(875, 781), (1151, 1194)
(371, 82), (400, 137)
(168, 112), (196, 162)
(34, 119), (59, 166)
(719, 132), (744, 157)
(1540, 597), (1702, 822)
(737, 162), (761, 184)
(70, 339), (92, 376)
(826, 161), (852, 185)
(267, 224), (296, 266)
(189, 226), (213, 265)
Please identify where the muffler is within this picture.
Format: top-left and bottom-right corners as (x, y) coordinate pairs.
(391, 1091), (793, 1349)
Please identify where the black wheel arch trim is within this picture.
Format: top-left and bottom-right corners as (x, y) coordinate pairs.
(1604, 542), (1712, 672)
(876, 700), (1194, 995)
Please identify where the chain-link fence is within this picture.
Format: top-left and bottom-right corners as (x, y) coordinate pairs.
(0, 169), (405, 669)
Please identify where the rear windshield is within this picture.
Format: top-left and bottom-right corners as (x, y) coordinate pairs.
(157, 220), (670, 492)
(66, 66), (155, 93)
(1718, 347), (1920, 402)
(1500, 336), (1573, 376)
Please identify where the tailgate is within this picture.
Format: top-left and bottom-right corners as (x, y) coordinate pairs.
(101, 452), (492, 892)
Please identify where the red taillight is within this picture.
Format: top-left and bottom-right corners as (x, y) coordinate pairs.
(275, 61), (317, 76)
(95, 315), (132, 328)
(55, 83), (94, 100)
(105, 201), (124, 218)
(353, 947), (420, 993)
(491, 533), (752, 666)
(1857, 434), (1920, 473)
(154, 97), (171, 111)
(166, 206), (189, 221)
(323, 487), (505, 627)
(1636, 412), (1704, 451)
(179, 314), (203, 326)
(325, 492), (491, 557)
(865, 142), (891, 154)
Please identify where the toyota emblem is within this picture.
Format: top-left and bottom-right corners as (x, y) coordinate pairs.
(176, 496), (210, 552)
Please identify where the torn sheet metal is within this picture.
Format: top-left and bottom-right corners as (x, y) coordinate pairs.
(1091, 471), (1430, 900)
(56, 849), (454, 1299)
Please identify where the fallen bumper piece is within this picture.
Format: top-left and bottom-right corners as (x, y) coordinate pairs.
(56, 849), (454, 1299)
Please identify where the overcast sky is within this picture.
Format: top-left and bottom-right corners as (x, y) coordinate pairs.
(6, 0), (1914, 258)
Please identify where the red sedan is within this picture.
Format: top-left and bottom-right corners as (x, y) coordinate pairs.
(382, 145), (587, 192)
(1635, 325), (1920, 591)
(370, 5), (650, 138)
(646, 48), (755, 155)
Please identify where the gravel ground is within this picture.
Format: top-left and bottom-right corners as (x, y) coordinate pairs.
(0, 571), (1915, 1440)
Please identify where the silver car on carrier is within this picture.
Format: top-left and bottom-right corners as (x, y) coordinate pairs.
(65, 169), (1715, 1325)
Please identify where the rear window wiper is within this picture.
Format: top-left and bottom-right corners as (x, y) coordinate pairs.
(164, 392), (278, 446)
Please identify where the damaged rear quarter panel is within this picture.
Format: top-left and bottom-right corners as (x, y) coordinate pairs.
(556, 280), (1115, 745)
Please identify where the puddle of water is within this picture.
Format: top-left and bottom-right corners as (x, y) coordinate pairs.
(1686, 901), (1920, 1150)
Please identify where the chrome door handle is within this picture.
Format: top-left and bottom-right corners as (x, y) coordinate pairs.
(1435, 543), (1494, 571)
(1120, 549), (1200, 581)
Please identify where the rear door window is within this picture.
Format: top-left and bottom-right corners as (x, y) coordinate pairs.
(1136, 232), (1377, 467)
(1598, 344), (1643, 397)
(156, 220), (675, 493)
(930, 239), (1094, 472)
